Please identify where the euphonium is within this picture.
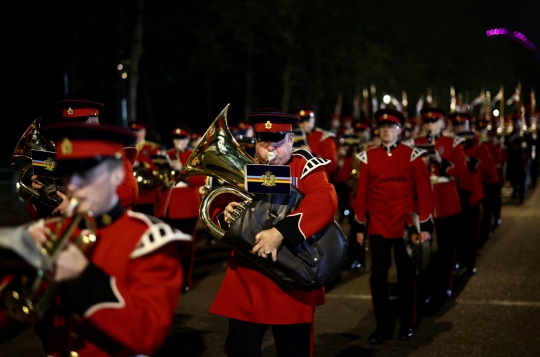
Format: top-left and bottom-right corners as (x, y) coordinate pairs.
(10, 117), (64, 207)
(0, 197), (97, 323)
(177, 104), (256, 239)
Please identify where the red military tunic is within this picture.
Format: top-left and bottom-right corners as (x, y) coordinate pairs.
(306, 128), (338, 174)
(133, 140), (163, 207)
(487, 135), (507, 185)
(29, 203), (191, 357)
(409, 133), (468, 218)
(458, 133), (499, 206)
(354, 143), (434, 237)
(155, 148), (206, 221)
(209, 150), (338, 324)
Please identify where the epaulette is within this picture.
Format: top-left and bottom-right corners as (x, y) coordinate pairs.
(319, 129), (336, 142)
(452, 135), (465, 148)
(357, 150), (368, 165)
(411, 147), (426, 162)
(128, 211), (193, 259)
(293, 149), (330, 179)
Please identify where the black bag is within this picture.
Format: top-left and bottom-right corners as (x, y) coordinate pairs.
(220, 186), (348, 291)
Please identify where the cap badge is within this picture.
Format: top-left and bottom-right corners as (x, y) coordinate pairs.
(299, 110), (306, 116)
(44, 157), (57, 171)
(265, 121), (272, 129)
(428, 112), (433, 117)
(67, 107), (74, 116)
(383, 114), (388, 119)
(61, 138), (73, 156)
(261, 171), (277, 187)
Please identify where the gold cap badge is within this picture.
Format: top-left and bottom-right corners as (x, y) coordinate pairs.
(67, 107), (74, 115)
(383, 114), (388, 119)
(265, 121), (272, 129)
(61, 138), (73, 156)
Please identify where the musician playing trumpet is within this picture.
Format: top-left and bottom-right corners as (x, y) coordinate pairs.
(211, 110), (338, 357)
(0, 122), (192, 357)
(407, 107), (469, 315)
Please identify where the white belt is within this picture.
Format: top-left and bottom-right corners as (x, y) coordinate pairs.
(430, 175), (453, 184)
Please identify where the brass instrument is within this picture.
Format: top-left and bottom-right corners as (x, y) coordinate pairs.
(177, 104), (256, 238)
(10, 117), (63, 207)
(0, 198), (97, 323)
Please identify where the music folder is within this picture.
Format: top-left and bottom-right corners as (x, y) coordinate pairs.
(244, 164), (291, 195)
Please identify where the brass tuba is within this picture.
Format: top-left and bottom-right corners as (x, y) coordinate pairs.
(0, 198), (97, 323)
(10, 117), (63, 207)
(177, 104), (256, 239)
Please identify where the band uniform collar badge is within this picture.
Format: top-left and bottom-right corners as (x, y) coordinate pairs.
(265, 121), (272, 129)
(101, 213), (112, 226)
(61, 138), (73, 156)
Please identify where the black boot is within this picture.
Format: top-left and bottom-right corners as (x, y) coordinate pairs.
(368, 326), (393, 345)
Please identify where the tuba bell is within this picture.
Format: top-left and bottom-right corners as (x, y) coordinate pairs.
(177, 104), (256, 239)
(0, 197), (97, 323)
(10, 117), (64, 207)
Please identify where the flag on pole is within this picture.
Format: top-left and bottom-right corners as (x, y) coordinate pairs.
(469, 90), (485, 109)
(491, 85), (504, 108)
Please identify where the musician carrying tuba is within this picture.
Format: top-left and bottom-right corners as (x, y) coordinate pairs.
(181, 106), (341, 356)
(0, 122), (193, 357)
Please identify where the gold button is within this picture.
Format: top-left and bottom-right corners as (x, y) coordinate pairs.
(388, 153), (392, 156)
(70, 352), (79, 357)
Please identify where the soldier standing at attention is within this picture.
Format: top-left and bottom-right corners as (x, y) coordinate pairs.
(354, 109), (434, 344)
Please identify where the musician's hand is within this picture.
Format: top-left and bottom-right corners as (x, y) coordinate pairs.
(30, 175), (43, 190)
(51, 191), (69, 216)
(356, 232), (364, 245)
(223, 201), (240, 226)
(253, 227), (283, 262)
(54, 244), (89, 282)
(420, 231), (431, 243)
(28, 219), (47, 244)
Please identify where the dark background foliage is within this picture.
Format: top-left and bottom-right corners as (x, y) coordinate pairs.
(1, 0), (539, 158)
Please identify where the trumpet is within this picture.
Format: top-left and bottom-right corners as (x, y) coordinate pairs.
(0, 198), (97, 323)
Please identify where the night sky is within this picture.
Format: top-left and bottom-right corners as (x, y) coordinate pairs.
(1, 0), (539, 160)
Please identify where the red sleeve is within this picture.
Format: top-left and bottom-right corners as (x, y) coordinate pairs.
(117, 155), (139, 208)
(412, 155), (434, 229)
(275, 166), (338, 243)
(478, 144), (499, 184)
(353, 159), (369, 226)
(447, 142), (468, 179)
(320, 138), (338, 173)
(83, 244), (183, 355)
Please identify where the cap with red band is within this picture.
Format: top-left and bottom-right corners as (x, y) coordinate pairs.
(129, 122), (147, 131)
(374, 109), (405, 126)
(56, 99), (104, 119)
(248, 111), (300, 133)
(171, 123), (192, 139)
(43, 122), (136, 161)
(420, 107), (446, 122)
(449, 112), (472, 125)
(292, 105), (316, 120)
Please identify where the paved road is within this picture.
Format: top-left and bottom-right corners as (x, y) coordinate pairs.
(1, 182), (539, 356)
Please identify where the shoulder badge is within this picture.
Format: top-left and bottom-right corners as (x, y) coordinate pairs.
(357, 150), (368, 165)
(300, 156), (330, 179)
(411, 147), (426, 162)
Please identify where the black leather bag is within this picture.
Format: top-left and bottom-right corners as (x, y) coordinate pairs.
(221, 186), (348, 291)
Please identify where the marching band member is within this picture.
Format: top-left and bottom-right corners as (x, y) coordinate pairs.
(0, 122), (192, 357)
(155, 123), (206, 293)
(410, 107), (468, 312)
(450, 112), (498, 275)
(353, 108), (434, 344)
(210, 110), (338, 357)
(292, 105), (338, 174)
(25, 100), (138, 219)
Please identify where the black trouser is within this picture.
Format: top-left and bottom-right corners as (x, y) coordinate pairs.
(370, 235), (417, 328)
(225, 318), (312, 357)
(456, 203), (480, 270)
(479, 183), (496, 246)
(493, 180), (503, 224)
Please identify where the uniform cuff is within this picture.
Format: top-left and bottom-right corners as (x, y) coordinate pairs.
(63, 263), (119, 315)
(275, 216), (305, 246)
